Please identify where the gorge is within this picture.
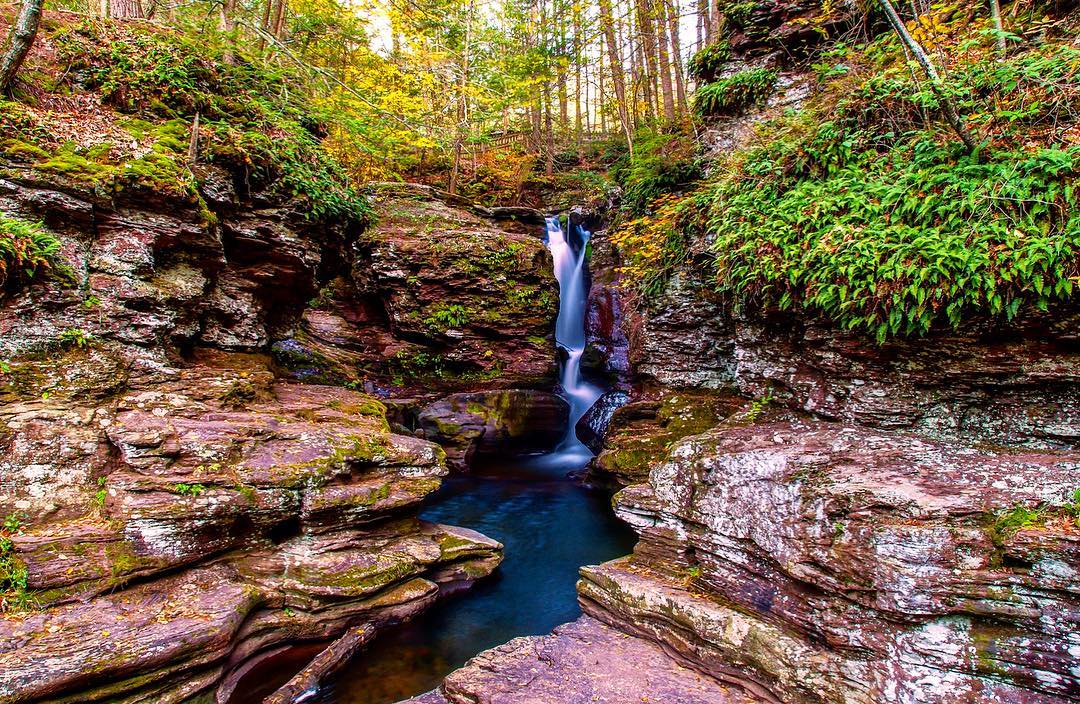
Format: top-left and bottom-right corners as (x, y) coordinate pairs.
(2, 0), (1080, 703)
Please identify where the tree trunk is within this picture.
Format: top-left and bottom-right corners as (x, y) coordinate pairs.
(665, 0), (688, 115)
(574, 1), (583, 157)
(877, 0), (977, 151)
(636, 0), (660, 123)
(219, 0), (236, 63)
(449, 0), (474, 194)
(0, 0), (43, 96)
(598, 42), (607, 135)
(110, 0), (142, 18)
(653, 0), (676, 123)
(599, 0), (634, 154)
(271, 0), (287, 38)
(709, 0), (723, 40)
(258, 0), (272, 49)
(989, 0), (1006, 56)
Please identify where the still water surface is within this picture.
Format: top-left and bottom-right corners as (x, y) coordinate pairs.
(317, 452), (636, 703)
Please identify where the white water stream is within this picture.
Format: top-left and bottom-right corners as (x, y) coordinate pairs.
(544, 215), (603, 461)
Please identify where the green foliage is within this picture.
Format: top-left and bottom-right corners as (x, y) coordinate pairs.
(58, 328), (95, 349)
(173, 483), (206, 497)
(619, 20), (1080, 341)
(0, 513), (32, 613)
(988, 489), (1080, 545)
(0, 217), (62, 294)
(423, 303), (471, 332)
(688, 41), (732, 82)
(613, 130), (702, 217)
(693, 68), (778, 117)
(52, 20), (369, 223)
(716, 0), (758, 29)
(856, 35), (1080, 142)
(708, 130), (1080, 341)
(744, 392), (774, 422)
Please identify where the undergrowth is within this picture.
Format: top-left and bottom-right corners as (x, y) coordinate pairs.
(24, 20), (368, 223)
(0, 513), (33, 613)
(615, 8), (1080, 340)
(693, 68), (778, 117)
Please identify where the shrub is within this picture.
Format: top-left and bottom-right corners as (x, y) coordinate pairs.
(688, 41), (731, 82)
(0, 217), (62, 295)
(693, 68), (778, 117)
(613, 130), (702, 217)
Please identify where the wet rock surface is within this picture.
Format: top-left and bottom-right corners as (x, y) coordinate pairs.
(574, 390), (629, 454)
(401, 615), (761, 704)
(416, 390), (569, 469)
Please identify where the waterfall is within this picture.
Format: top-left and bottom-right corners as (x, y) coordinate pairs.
(545, 216), (603, 461)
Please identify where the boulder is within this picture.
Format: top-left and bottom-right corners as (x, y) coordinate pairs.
(574, 390), (629, 453)
(418, 390), (569, 469)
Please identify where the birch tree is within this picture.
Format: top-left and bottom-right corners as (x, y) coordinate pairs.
(0, 0), (43, 96)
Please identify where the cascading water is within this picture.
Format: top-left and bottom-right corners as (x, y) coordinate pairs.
(544, 215), (603, 460)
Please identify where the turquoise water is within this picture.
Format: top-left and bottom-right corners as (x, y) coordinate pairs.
(317, 451), (635, 703)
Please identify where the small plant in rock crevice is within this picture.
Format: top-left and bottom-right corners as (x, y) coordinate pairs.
(0, 513), (33, 613)
(0, 216), (63, 295)
(744, 392), (775, 423)
(58, 328), (95, 349)
(173, 483), (206, 497)
(423, 304), (471, 333)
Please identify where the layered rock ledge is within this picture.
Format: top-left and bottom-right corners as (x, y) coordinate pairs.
(0, 352), (502, 703)
(582, 418), (1080, 704)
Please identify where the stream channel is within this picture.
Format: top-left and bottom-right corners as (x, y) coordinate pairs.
(258, 216), (634, 703)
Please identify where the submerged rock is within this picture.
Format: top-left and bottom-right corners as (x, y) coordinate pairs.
(417, 390), (569, 469)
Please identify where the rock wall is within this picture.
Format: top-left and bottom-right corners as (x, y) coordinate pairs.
(569, 3), (1080, 700)
(0, 164), (556, 701)
(274, 184), (559, 393)
(582, 414), (1080, 703)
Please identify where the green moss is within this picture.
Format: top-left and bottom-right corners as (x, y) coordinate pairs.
(3, 139), (49, 162)
(36, 142), (112, 180)
(273, 433), (391, 485)
(220, 380), (258, 409)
